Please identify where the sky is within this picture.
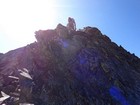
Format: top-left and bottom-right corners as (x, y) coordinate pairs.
(0, 0), (140, 57)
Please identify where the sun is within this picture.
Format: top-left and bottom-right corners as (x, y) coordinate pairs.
(0, 0), (58, 47)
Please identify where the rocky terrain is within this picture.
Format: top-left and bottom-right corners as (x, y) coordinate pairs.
(0, 24), (140, 105)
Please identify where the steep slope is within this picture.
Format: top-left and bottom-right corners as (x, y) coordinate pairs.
(0, 24), (140, 105)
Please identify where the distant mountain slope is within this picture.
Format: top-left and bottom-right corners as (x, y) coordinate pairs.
(0, 24), (140, 105)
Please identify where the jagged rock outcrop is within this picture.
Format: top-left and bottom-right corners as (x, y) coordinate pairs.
(0, 24), (140, 105)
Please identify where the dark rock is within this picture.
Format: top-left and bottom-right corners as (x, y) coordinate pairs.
(0, 53), (3, 56)
(0, 24), (140, 105)
(0, 53), (4, 59)
(83, 26), (102, 36)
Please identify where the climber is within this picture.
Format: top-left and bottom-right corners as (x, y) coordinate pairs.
(67, 17), (76, 33)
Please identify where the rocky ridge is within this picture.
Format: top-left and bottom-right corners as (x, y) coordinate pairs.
(0, 24), (140, 105)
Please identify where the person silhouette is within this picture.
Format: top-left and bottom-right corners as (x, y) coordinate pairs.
(67, 17), (76, 33)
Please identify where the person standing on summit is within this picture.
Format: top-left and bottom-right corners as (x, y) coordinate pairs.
(67, 17), (76, 33)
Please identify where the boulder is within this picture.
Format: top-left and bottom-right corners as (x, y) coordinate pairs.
(35, 29), (57, 44)
(83, 26), (102, 36)
(55, 23), (70, 39)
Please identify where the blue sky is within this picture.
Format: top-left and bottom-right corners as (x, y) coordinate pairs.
(0, 0), (140, 57)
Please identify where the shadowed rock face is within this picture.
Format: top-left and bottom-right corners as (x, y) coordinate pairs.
(0, 24), (140, 105)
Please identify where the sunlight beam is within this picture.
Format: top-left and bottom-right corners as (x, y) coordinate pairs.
(0, 0), (58, 44)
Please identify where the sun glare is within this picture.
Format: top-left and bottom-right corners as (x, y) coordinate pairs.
(0, 0), (58, 45)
